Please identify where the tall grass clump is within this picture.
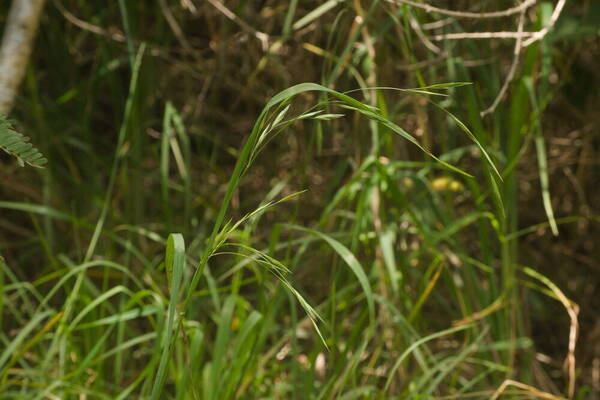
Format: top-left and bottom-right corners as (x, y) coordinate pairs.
(1, 0), (597, 399)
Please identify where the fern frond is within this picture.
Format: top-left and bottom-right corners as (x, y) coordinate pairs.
(0, 116), (46, 168)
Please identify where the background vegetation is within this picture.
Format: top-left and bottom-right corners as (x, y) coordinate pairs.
(0, 0), (598, 398)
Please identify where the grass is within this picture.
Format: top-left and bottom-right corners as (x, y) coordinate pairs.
(1, 1), (598, 399)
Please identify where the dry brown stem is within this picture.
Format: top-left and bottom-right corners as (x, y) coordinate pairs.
(53, 0), (125, 42)
(523, 0), (567, 46)
(481, 9), (526, 117)
(206, 0), (270, 51)
(159, 0), (192, 52)
(490, 379), (569, 400)
(388, 0), (537, 19)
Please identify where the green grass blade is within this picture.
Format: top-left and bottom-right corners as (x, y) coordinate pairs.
(292, 0), (343, 30)
(0, 310), (53, 371)
(208, 295), (237, 399)
(284, 224), (375, 324)
(523, 78), (559, 236)
(150, 233), (186, 400)
(84, 43), (146, 262)
(384, 324), (473, 391)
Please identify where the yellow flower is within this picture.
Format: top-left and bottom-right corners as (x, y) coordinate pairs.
(431, 176), (464, 192)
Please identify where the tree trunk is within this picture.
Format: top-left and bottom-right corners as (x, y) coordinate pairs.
(0, 0), (46, 115)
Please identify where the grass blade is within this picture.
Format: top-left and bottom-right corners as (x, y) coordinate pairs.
(150, 233), (186, 400)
